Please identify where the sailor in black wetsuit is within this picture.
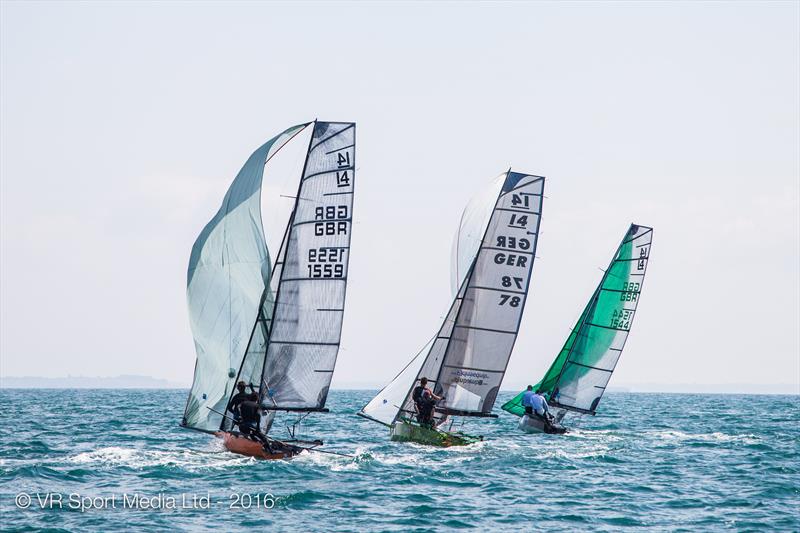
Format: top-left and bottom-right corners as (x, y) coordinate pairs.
(412, 377), (442, 427)
(238, 393), (273, 450)
(227, 381), (250, 425)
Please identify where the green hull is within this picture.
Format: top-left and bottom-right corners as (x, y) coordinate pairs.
(390, 420), (482, 447)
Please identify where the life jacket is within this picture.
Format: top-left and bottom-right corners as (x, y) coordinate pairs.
(239, 401), (261, 425)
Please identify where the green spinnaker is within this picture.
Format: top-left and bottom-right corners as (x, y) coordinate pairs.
(503, 225), (651, 417)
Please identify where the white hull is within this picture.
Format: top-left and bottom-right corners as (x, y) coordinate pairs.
(518, 413), (567, 434)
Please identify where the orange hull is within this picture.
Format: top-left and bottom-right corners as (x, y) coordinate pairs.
(217, 432), (301, 460)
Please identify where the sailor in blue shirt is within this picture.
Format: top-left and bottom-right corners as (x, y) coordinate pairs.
(521, 385), (549, 417)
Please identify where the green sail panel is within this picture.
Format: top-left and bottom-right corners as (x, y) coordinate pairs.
(502, 223), (653, 416)
(501, 305), (591, 417)
(182, 123), (309, 432)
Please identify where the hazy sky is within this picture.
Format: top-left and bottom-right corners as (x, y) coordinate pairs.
(1, 1), (798, 392)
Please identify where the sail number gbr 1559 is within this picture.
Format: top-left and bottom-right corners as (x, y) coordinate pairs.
(308, 204), (348, 278)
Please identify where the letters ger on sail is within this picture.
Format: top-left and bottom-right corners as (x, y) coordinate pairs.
(434, 172), (544, 416)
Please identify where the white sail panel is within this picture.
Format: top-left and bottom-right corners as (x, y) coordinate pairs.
(451, 173), (505, 296)
(358, 339), (433, 426)
(261, 122), (356, 409)
(393, 280), (467, 425)
(182, 124), (308, 432)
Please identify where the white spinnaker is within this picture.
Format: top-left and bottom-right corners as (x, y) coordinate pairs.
(183, 124), (309, 432)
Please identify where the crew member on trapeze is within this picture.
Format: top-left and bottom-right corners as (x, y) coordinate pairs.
(413, 377), (442, 427)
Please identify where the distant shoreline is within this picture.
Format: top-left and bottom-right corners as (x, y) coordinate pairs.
(0, 376), (797, 395)
(0, 388), (798, 395)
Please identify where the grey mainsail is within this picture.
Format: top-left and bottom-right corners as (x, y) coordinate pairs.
(260, 122), (356, 410)
(359, 170), (544, 427)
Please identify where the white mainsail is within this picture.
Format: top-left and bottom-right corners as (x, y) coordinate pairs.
(360, 170), (545, 427)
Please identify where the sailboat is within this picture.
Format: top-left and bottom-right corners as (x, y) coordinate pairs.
(181, 120), (356, 459)
(502, 223), (653, 434)
(358, 170), (545, 446)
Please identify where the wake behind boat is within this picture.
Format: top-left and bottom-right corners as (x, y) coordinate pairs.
(503, 223), (653, 434)
(181, 121), (357, 459)
(359, 170), (545, 446)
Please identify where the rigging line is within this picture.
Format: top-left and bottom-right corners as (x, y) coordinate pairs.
(264, 122), (313, 166)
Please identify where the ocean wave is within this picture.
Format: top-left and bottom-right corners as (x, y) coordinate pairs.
(645, 430), (761, 445)
(65, 446), (254, 471)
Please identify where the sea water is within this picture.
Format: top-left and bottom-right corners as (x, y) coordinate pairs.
(0, 390), (797, 531)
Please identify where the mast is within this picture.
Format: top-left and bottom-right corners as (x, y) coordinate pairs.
(547, 265), (610, 413)
(432, 170), (545, 418)
(218, 124), (314, 431)
(391, 270), (471, 426)
(220, 217), (293, 430)
(429, 170), (511, 417)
